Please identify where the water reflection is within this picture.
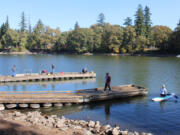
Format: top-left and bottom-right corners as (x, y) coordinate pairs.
(0, 78), (96, 92)
(104, 102), (111, 120)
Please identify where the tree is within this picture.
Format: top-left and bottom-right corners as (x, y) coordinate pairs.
(144, 6), (152, 38)
(66, 28), (95, 53)
(74, 21), (80, 30)
(152, 25), (172, 49)
(122, 26), (136, 53)
(101, 23), (124, 53)
(19, 12), (27, 32)
(134, 4), (145, 36)
(123, 17), (132, 26)
(97, 13), (105, 26)
(168, 20), (180, 52)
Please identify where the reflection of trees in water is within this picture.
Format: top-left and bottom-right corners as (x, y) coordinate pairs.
(13, 85), (17, 91)
(22, 85), (26, 91)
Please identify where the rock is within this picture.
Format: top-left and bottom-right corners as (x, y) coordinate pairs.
(74, 126), (82, 130)
(120, 130), (128, 135)
(134, 131), (139, 135)
(83, 129), (93, 135)
(95, 121), (101, 128)
(112, 127), (120, 135)
(88, 120), (95, 127)
(104, 124), (111, 129)
(0, 104), (5, 110)
(128, 132), (134, 135)
(55, 121), (64, 128)
(59, 126), (69, 131)
(14, 111), (22, 117)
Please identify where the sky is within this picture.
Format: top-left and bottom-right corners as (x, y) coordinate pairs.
(0, 0), (180, 32)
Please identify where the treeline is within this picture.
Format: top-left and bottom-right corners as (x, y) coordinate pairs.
(0, 4), (180, 54)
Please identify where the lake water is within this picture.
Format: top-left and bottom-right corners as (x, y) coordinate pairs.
(0, 54), (180, 135)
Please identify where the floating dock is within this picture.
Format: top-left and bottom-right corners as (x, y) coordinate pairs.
(0, 84), (148, 110)
(0, 72), (96, 83)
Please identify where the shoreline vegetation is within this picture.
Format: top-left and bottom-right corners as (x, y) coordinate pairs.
(0, 5), (180, 56)
(0, 110), (152, 135)
(0, 51), (178, 58)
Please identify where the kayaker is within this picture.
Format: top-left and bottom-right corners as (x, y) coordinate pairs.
(160, 84), (168, 97)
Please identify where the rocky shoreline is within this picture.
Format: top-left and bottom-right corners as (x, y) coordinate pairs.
(0, 110), (153, 135)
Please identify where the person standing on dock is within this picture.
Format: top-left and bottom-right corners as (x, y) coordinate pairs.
(51, 64), (55, 74)
(104, 73), (111, 92)
(12, 65), (16, 77)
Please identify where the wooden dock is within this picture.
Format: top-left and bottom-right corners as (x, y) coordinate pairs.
(0, 84), (148, 110)
(0, 72), (96, 83)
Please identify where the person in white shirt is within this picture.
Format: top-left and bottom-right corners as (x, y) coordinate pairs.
(160, 84), (168, 97)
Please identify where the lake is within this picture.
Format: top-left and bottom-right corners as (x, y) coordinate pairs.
(0, 54), (180, 135)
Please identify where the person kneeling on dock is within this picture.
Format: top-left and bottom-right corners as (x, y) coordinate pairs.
(104, 73), (111, 92)
(160, 84), (168, 97)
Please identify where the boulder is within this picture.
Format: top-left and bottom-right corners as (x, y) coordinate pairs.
(88, 120), (95, 127)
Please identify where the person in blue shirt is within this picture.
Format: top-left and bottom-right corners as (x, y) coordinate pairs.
(160, 84), (168, 97)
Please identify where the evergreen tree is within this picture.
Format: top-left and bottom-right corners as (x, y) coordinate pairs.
(19, 12), (27, 32)
(144, 6), (152, 38)
(123, 17), (132, 26)
(5, 16), (9, 30)
(74, 21), (80, 30)
(134, 4), (145, 36)
(97, 13), (105, 26)
(28, 17), (32, 34)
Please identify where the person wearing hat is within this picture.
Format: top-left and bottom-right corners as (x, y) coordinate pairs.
(160, 84), (168, 97)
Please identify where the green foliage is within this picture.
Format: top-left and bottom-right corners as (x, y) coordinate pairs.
(101, 24), (124, 53)
(74, 21), (80, 30)
(144, 6), (152, 38)
(97, 13), (105, 26)
(134, 4), (145, 36)
(122, 26), (136, 53)
(168, 20), (180, 52)
(66, 28), (95, 53)
(124, 17), (132, 26)
(19, 12), (27, 32)
(152, 25), (172, 49)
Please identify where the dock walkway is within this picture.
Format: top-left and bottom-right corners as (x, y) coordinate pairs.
(0, 72), (96, 83)
(0, 84), (148, 110)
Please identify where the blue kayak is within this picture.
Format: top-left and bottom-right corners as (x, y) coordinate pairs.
(152, 94), (176, 102)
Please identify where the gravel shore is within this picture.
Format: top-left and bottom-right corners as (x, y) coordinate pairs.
(0, 110), (153, 135)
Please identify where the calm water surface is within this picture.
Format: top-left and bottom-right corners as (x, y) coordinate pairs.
(0, 54), (180, 135)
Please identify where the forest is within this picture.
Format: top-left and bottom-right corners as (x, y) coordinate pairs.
(0, 4), (180, 54)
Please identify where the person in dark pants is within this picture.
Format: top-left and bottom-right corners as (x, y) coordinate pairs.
(104, 73), (111, 92)
(51, 64), (55, 74)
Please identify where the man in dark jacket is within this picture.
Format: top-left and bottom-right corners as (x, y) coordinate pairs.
(104, 73), (111, 92)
